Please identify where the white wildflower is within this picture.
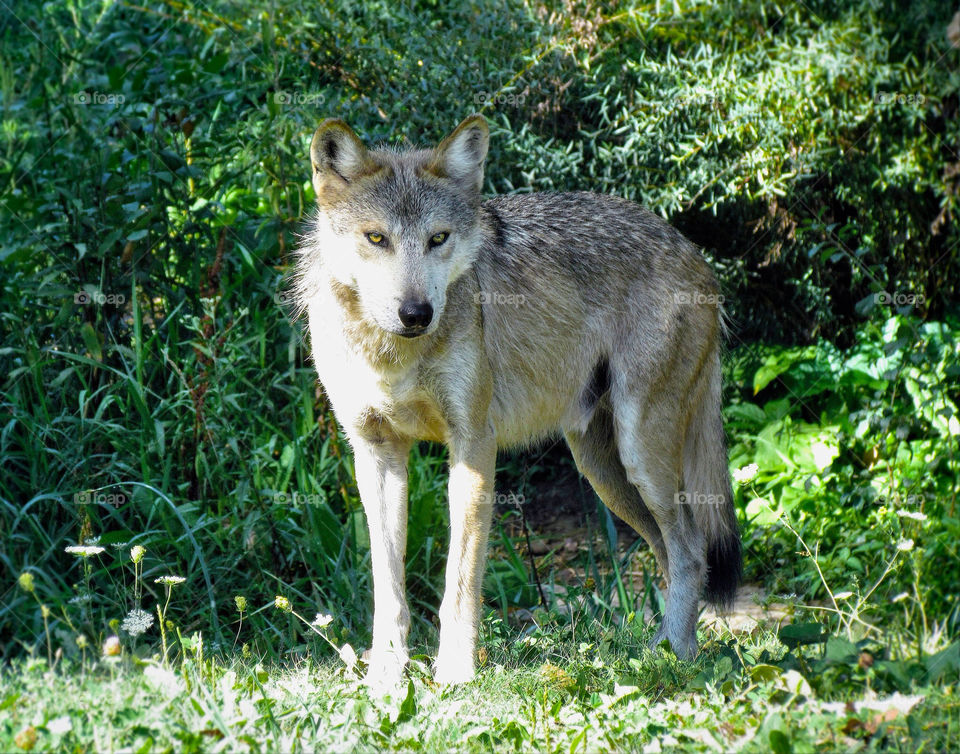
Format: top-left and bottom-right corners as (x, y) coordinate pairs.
(121, 608), (155, 637)
(154, 575), (185, 586)
(65, 545), (105, 557)
(732, 464), (759, 484)
(896, 510), (927, 522)
(102, 635), (121, 657)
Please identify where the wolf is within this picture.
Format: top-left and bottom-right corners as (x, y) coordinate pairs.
(293, 114), (741, 689)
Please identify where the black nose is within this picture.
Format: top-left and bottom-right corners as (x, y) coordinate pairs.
(398, 300), (433, 329)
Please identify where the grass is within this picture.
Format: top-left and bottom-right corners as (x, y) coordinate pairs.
(3, 510), (960, 751)
(2, 612), (958, 752)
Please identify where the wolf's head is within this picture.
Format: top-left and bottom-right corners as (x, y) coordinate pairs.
(298, 115), (488, 340)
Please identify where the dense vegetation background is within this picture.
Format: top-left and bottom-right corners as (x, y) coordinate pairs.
(1, 0), (958, 750)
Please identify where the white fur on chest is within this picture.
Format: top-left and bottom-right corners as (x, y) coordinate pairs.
(308, 300), (447, 441)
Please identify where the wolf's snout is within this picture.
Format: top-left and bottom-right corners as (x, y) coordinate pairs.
(398, 300), (433, 330)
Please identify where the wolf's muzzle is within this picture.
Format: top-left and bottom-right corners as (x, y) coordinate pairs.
(397, 300), (433, 332)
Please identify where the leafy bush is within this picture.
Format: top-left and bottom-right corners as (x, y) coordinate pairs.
(727, 314), (960, 631)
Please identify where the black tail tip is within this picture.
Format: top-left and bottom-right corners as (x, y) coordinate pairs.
(705, 532), (742, 608)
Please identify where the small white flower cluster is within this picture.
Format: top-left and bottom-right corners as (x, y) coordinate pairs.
(896, 510), (927, 522)
(64, 545), (105, 557)
(732, 463), (759, 484)
(121, 608), (155, 637)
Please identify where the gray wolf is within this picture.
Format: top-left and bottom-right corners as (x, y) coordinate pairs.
(293, 114), (741, 689)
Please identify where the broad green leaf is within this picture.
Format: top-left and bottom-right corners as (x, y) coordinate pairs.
(778, 623), (828, 649)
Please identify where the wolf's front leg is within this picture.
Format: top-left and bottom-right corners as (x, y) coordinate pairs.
(435, 429), (496, 684)
(351, 437), (412, 692)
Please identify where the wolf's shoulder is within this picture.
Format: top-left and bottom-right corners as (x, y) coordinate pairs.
(479, 191), (690, 258)
(482, 191), (654, 221)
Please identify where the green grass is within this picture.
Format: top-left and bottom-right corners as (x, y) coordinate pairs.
(2, 0), (960, 750)
(2, 613), (958, 752)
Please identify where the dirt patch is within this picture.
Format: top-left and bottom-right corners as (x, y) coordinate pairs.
(700, 583), (794, 634)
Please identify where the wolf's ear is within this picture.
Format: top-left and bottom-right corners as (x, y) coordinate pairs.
(427, 114), (489, 194)
(310, 119), (376, 196)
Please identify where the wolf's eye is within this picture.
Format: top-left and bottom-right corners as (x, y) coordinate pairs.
(365, 232), (387, 247)
(428, 232), (449, 248)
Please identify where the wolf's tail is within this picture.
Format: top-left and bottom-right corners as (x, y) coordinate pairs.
(683, 351), (742, 607)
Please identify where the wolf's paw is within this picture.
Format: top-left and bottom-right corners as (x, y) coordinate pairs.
(648, 627), (698, 661)
(433, 653), (476, 685)
(363, 651), (408, 697)
(672, 637), (699, 661)
(648, 626), (669, 652)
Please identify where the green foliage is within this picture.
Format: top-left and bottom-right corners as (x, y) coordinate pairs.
(727, 313), (960, 632)
(1, 0), (959, 748)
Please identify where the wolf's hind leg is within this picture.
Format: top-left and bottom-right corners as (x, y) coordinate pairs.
(610, 393), (705, 661)
(563, 400), (669, 583)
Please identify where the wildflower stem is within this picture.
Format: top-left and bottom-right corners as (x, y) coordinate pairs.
(157, 603), (168, 667)
(41, 602), (51, 667)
